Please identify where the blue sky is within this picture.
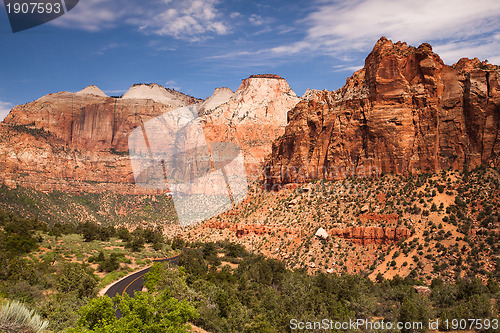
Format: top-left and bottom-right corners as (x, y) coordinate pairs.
(1, 0), (500, 121)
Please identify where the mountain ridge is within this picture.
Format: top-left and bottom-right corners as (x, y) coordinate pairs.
(264, 37), (500, 188)
(0, 75), (299, 194)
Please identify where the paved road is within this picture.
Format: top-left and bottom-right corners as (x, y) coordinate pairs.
(105, 255), (180, 299)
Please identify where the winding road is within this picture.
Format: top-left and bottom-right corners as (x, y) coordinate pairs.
(105, 255), (180, 299)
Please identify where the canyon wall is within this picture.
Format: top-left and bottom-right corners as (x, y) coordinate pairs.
(264, 37), (500, 187)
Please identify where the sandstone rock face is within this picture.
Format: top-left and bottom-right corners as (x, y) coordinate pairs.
(0, 76), (299, 194)
(121, 83), (200, 109)
(265, 37), (500, 186)
(76, 85), (108, 97)
(329, 226), (411, 245)
(0, 86), (201, 194)
(199, 87), (234, 114)
(202, 75), (301, 176)
(204, 221), (301, 238)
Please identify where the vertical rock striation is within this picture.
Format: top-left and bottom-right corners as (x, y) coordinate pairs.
(264, 37), (500, 187)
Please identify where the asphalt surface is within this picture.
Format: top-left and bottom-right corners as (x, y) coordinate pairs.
(105, 255), (180, 299)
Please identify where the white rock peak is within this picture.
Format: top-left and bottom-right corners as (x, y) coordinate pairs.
(75, 85), (108, 97)
(199, 87), (234, 114)
(121, 83), (190, 108)
(207, 74), (300, 124)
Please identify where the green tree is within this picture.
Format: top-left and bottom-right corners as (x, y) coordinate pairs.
(145, 263), (195, 301)
(56, 263), (99, 298)
(74, 296), (116, 331)
(398, 294), (433, 333)
(80, 222), (100, 242)
(71, 291), (196, 333)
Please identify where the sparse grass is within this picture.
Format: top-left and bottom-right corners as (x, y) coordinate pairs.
(0, 185), (178, 227)
(98, 270), (133, 290)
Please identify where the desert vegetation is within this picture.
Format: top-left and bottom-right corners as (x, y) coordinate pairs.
(0, 210), (174, 332)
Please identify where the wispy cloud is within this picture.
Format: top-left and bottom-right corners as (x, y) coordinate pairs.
(52, 0), (229, 41)
(94, 42), (124, 55)
(103, 89), (128, 96)
(164, 80), (180, 90)
(51, 0), (124, 32)
(147, 40), (177, 52)
(271, 0), (500, 62)
(332, 64), (364, 73)
(213, 0), (500, 66)
(0, 100), (13, 122)
(433, 38), (500, 65)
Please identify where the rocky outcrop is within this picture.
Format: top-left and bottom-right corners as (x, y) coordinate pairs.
(202, 75), (301, 176)
(0, 75), (299, 194)
(329, 226), (411, 245)
(76, 85), (108, 97)
(199, 87), (234, 114)
(0, 85), (200, 194)
(204, 221), (301, 238)
(315, 227), (329, 239)
(121, 83), (200, 108)
(264, 37), (500, 187)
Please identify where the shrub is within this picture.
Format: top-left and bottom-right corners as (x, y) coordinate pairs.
(0, 300), (48, 332)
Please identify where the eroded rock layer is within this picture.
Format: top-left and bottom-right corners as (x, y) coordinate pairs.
(0, 75), (299, 194)
(264, 37), (500, 187)
(329, 226), (411, 245)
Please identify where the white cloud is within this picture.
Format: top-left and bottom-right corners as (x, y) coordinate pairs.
(141, 0), (228, 41)
(332, 64), (364, 73)
(0, 100), (13, 122)
(266, 0), (500, 63)
(433, 38), (500, 64)
(51, 0), (229, 41)
(164, 80), (180, 90)
(51, 0), (124, 31)
(249, 14), (266, 26)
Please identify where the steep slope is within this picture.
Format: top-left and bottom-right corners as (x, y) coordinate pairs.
(121, 83), (200, 108)
(0, 76), (299, 194)
(183, 167), (500, 282)
(264, 37), (500, 187)
(0, 85), (200, 194)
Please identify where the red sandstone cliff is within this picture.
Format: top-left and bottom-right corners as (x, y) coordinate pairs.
(329, 226), (411, 245)
(0, 86), (194, 194)
(201, 75), (300, 176)
(0, 76), (299, 194)
(264, 37), (500, 187)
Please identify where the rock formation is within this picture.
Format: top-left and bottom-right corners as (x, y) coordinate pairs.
(204, 221), (301, 238)
(201, 75), (301, 176)
(121, 83), (199, 108)
(199, 87), (234, 114)
(315, 227), (329, 240)
(329, 226), (411, 245)
(75, 85), (108, 97)
(0, 75), (299, 194)
(264, 37), (500, 187)
(0, 85), (201, 194)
